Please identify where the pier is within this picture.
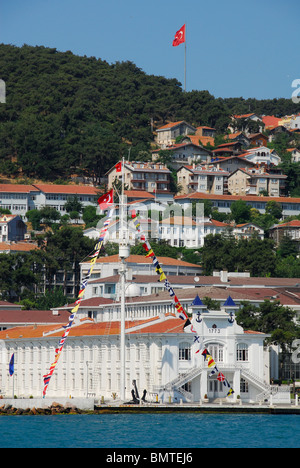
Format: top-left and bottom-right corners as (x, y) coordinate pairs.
(0, 398), (299, 415)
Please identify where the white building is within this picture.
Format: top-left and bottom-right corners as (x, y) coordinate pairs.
(159, 216), (204, 248)
(242, 147), (281, 166)
(80, 254), (203, 283)
(0, 184), (99, 220)
(0, 290), (288, 404)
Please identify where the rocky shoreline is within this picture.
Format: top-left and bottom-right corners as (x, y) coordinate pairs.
(0, 402), (87, 415)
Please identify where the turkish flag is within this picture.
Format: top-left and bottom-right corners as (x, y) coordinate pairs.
(115, 162), (122, 172)
(97, 189), (114, 210)
(172, 24), (185, 47)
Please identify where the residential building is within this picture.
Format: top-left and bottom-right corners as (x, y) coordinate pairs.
(0, 215), (27, 243)
(233, 223), (264, 240)
(279, 114), (300, 130)
(106, 162), (171, 194)
(177, 165), (229, 195)
(155, 121), (196, 148)
(203, 219), (264, 241)
(228, 168), (287, 197)
(194, 126), (216, 147)
(152, 142), (212, 169)
(210, 155), (255, 173)
(248, 133), (269, 147)
(224, 132), (251, 148)
(159, 216), (203, 248)
(212, 142), (244, 157)
(269, 220), (300, 247)
(229, 113), (264, 134)
(185, 134), (215, 148)
(261, 115), (281, 131)
(195, 126), (217, 138)
(0, 241), (39, 255)
(242, 146), (281, 166)
(286, 148), (300, 163)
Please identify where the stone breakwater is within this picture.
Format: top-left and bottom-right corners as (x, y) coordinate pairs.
(0, 402), (86, 415)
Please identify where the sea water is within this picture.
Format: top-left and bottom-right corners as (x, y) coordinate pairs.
(0, 413), (299, 449)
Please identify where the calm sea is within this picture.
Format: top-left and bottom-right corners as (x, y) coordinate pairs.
(0, 413), (298, 449)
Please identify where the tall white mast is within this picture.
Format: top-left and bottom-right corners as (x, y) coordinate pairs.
(118, 156), (129, 401)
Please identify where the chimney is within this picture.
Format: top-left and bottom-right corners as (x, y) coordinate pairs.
(220, 270), (229, 283)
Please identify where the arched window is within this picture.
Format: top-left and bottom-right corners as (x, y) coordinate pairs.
(237, 343), (249, 361)
(179, 342), (191, 361)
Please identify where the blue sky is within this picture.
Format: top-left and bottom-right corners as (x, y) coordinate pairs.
(1, 0), (299, 99)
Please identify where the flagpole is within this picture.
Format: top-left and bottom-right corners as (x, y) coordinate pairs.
(184, 24), (187, 92)
(119, 156), (129, 402)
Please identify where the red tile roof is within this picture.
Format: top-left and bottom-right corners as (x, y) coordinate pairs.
(0, 309), (70, 324)
(273, 220), (300, 228)
(81, 254), (201, 268)
(175, 192), (300, 204)
(0, 314), (265, 340)
(0, 184), (39, 193)
(0, 242), (39, 252)
(33, 184), (99, 195)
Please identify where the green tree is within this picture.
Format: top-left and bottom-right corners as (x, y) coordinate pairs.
(265, 201), (283, 220)
(236, 300), (300, 352)
(64, 196), (83, 216)
(230, 199), (251, 224)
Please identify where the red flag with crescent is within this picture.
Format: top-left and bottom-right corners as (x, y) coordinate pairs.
(97, 189), (114, 210)
(172, 24), (186, 47)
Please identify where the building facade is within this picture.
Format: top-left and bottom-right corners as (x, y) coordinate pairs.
(106, 162), (171, 194)
(0, 184), (99, 220)
(0, 215), (27, 242)
(0, 294), (285, 404)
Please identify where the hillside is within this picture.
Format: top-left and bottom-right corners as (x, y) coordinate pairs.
(0, 43), (300, 183)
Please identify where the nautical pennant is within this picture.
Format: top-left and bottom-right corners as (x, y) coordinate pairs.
(42, 193), (115, 397)
(130, 212), (235, 397)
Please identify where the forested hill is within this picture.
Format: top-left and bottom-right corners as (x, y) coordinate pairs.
(0, 43), (299, 183)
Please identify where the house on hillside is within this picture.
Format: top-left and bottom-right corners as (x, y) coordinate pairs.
(262, 115), (281, 131)
(209, 155), (255, 173)
(224, 132), (250, 148)
(106, 161), (171, 194)
(177, 165), (229, 195)
(228, 168), (287, 197)
(286, 148), (300, 163)
(269, 220), (300, 247)
(242, 146), (281, 166)
(155, 121), (196, 148)
(158, 216), (204, 248)
(152, 142), (212, 169)
(0, 215), (27, 242)
(248, 133), (269, 147)
(212, 142), (245, 157)
(229, 113), (264, 135)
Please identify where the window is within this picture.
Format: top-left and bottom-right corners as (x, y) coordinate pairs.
(240, 378), (249, 393)
(179, 342), (191, 361)
(208, 343), (224, 362)
(237, 343), (249, 361)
